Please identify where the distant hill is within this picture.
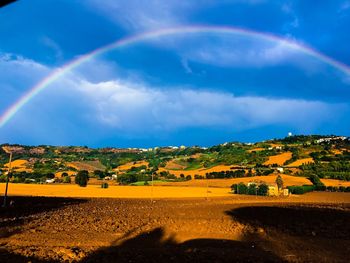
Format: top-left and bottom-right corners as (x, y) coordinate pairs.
(1, 135), (349, 185)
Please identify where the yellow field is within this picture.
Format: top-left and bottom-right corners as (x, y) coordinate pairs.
(4, 159), (32, 173)
(320, 179), (350, 187)
(155, 174), (312, 188)
(0, 183), (231, 198)
(247, 147), (265, 153)
(331, 149), (343, 155)
(116, 161), (149, 171)
(263, 152), (292, 166)
(286, 158), (314, 167)
(158, 164), (234, 177)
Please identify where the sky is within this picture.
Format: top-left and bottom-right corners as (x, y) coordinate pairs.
(0, 0), (350, 148)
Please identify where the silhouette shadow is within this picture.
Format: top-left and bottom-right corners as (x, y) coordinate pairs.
(82, 227), (282, 263)
(226, 205), (350, 239)
(0, 196), (86, 235)
(0, 196), (87, 262)
(226, 205), (350, 262)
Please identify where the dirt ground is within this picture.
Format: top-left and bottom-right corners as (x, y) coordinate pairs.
(1, 192), (350, 262)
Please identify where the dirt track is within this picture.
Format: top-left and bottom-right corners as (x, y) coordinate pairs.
(1, 193), (350, 262)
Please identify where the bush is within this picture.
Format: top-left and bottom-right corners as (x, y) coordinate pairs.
(247, 184), (257, 195)
(231, 184), (238, 193)
(308, 174), (326, 191)
(185, 175), (192, 181)
(237, 183), (248, 195)
(257, 183), (269, 196)
(345, 186), (350, 192)
(75, 170), (89, 187)
(339, 186), (346, 192)
(287, 185), (315, 195)
(63, 176), (71, 183)
(101, 182), (109, 189)
(12, 177), (25, 183)
(0, 174), (7, 182)
(24, 178), (35, 184)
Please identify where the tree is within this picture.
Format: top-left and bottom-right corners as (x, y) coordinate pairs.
(257, 183), (269, 196)
(237, 183), (248, 195)
(93, 170), (105, 179)
(248, 184), (257, 195)
(75, 170), (89, 187)
(275, 175), (283, 190)
(63, 176), (71, 183)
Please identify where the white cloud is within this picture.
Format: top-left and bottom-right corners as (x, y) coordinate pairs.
(339, 1), (350, 11)
(0, 53), (50, 105)
(86, 0), (196, 31)
(41, 36), (63, 61)
(73, 78), (342, 134)
(0, 52), (347, 143)
(178, 37), (303, 68)
(281, 2), (300, 30)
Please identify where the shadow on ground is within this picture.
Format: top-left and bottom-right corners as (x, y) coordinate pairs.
(0, 196), (86, 236)
(227, 205), (350, 239)
(226, 205), (350, 262)
(1, 200), (350, 262)
(82, 227), (282, 263)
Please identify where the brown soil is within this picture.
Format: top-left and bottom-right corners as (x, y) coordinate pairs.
(1, 193), (350, 262)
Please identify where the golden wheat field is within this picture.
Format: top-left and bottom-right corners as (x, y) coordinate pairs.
(247, 147), (265, 153)
(286, 157), (314, 167)
(320, 179), (350, 187)
(115, 161), (149, 171)
(154, 174), (312, 188)
(0, 183), (232, 198)
(4, 159), (32, 173)
(158, 164), (235, 177)
(263, 152), (292, 166)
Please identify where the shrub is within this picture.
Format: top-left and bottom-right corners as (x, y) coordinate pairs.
(248, 184), (257, 195)
(63, 176), (71, 183)
(0, 175), (7, 183)
(237, 183), (248, 195)
(308, 174), (325, 191)
(75, 170), (89, 187)
(24, 178), (35, 184)
(326, 186), (333, 192)
(61, 172), (68, 178)
(257, 183), (269, 196)
(12, 177), (25, 183)
(345, 186), (350, 192)
(231, 184), (238, 193)
(185, 175), (192, 181)
(287, 185), (315, 195)
(101, 182), (109, 189)
(339, 186), (346, 192)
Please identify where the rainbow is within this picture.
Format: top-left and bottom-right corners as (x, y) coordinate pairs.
(1, 25), (350, 128)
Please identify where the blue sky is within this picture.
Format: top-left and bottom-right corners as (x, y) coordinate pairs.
(0, 0), (350, 147)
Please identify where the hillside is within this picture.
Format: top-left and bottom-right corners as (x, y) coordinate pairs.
(0, 135), (349, 188)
